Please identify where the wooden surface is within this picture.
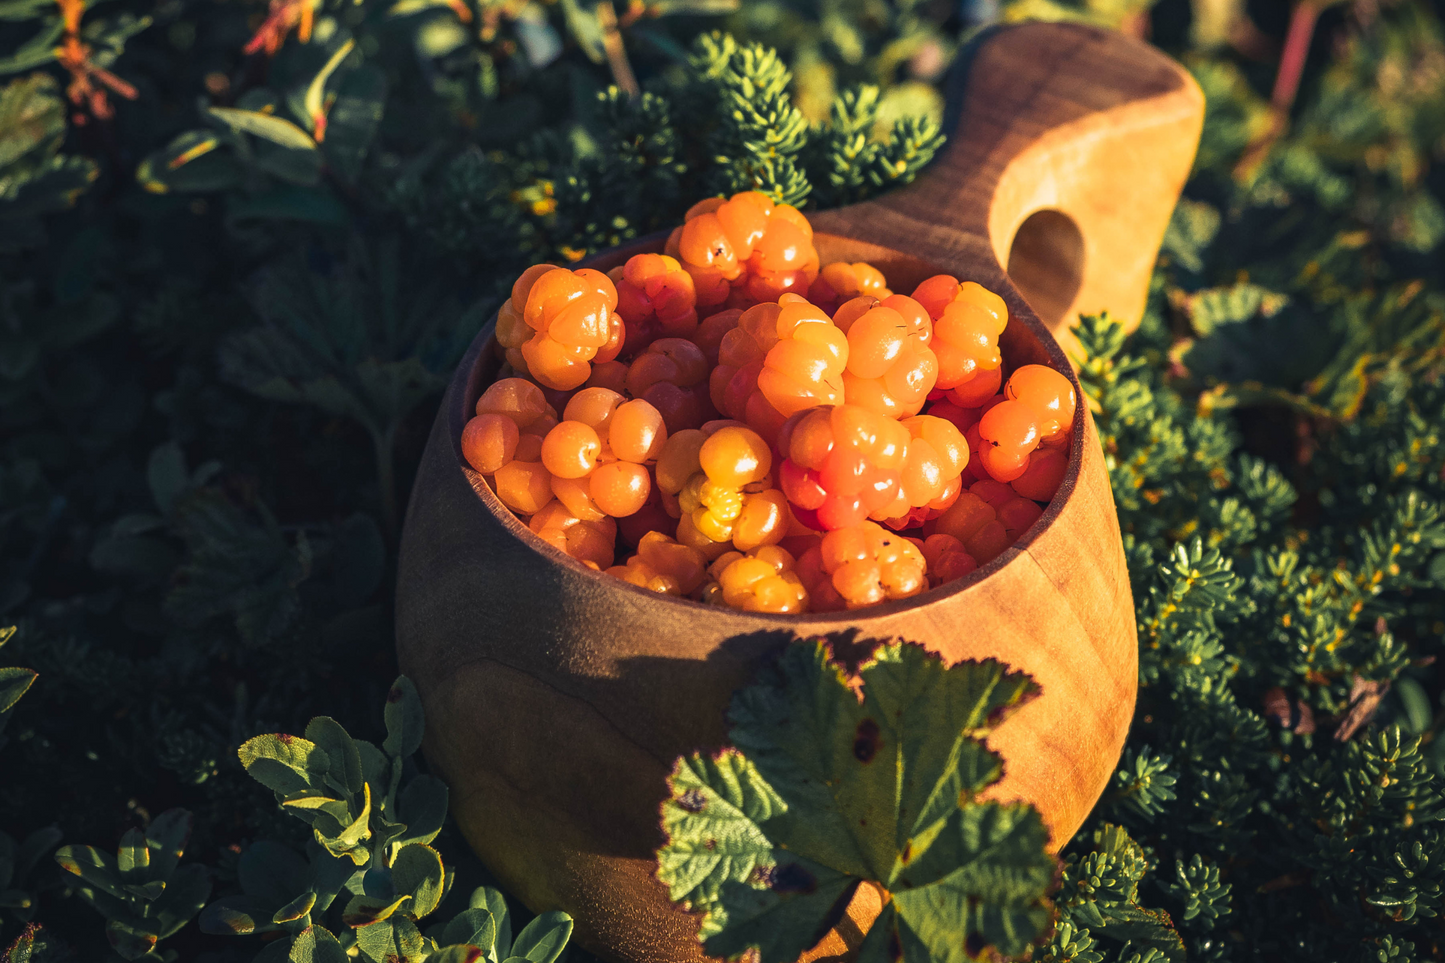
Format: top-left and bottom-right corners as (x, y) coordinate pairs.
(811, 21), (1204, 362)
(395, 20), (1201, 963)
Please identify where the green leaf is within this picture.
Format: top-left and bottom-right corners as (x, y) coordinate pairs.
(135, 130), (245, 194)
(199, 896), (273, 935)
(104, 919), (158, 961)
(508, 911), (572, 963)
(660, 640), (1052, 963)
(383, 676), (425, 759)
(206, 107), (317, 152)
(152, 862), (212, 936)
(239, 734), (332, 797)
(314, 782), (372, 862)
(0, 666), (36, 713)
(322, 64), (386, 185)
(704, 857), (857, 963)
(470, 886), (512, 956)
(54, 845), (126, 900)
(273, 890), (318, 924)
(306, 716), (365, 800)
(396, 774), (449, 847)
(288, 924), (349, 963)
(390, 843), (445, 919)
(344, 894), (411, 927)
(657, 750), (784, 926)
(729, 642), (1038, 881)
(305, 39), (357, 135)
(145, 809), (193, 880)
(430, 948), (488, 963)
(441, 907), (497, 952)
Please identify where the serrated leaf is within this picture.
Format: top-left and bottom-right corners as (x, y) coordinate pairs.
(657, 751), (783, 924)
(703, 856), (857, 963)
(391, 843), (445, 919)
(239, 734), (331, 797)
(288, 923), (349, 963)
(147, 442), (187, 515)
(0, 666), (36, 713)
(729, 642), (1039, 881)
(384, 676), (424, 759)
(661, 640), (1052, 963)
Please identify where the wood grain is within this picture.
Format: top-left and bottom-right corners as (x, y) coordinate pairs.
(396, 20), (1201, 963)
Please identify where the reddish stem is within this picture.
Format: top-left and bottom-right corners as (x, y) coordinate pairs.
(1271, 0), (1320, 114)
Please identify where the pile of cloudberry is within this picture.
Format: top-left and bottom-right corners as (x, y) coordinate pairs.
(462, 191), (1076, 613)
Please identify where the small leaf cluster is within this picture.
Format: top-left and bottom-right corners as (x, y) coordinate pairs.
(53, 809), (212, 960)
(195, 676), (575, 963)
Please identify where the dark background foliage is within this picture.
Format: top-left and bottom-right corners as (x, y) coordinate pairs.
(2, 0), (1445, 958)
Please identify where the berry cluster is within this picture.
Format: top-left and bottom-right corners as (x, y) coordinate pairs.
(463, 191), (1078, 613)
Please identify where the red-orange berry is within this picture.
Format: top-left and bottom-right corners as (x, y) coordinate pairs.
(1005, 364), (1077, 440)
(461, 413), (519, 474)
(1011, 447), (1068, 501)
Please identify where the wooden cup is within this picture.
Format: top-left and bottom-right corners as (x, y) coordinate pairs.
(396, 20), (1202, 963)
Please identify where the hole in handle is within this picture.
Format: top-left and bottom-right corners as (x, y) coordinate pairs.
(1007, 209), (1085, 332)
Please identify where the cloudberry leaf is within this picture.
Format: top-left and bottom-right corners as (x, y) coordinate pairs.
(658, 639), (1054, 963)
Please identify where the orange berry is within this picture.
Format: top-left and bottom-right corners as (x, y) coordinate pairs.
(840, 302), (938, 418)
(998, 496), (1042, 539)
(1012, 447), (1068, 501)
(1005, 364), (1077, 439)
(911, 275), (961, 320)
(733, 489), (791, 552)
(493, 460), (554, 515)
(756, 299), (848, 418)
(551, 474), (607, 521)
(947, 367), (1004, 408)
(461, 413), (519, 474)
(563, 387), (626, 436)
(816, 521), (926, 609)
(932, 492), (995, 545)
(695, 308), (743, 367)
(698, 426), (772, 489)
(921, 533), (977, 586)
(584, 360), (630, 394)
(610, 399), (668, 463)
(590, 461), (651, 517)
(530, 502), (616, 569)
(714, 545), (808, 613)
(931, 282), (1007, 390)
(541, 421), (603, 479)
(969, 479), (1015, 510)
(476, 377), (550, 431)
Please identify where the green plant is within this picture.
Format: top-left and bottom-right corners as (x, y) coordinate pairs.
(53, 809), (212, 960)
(659, 638), (1056, 962)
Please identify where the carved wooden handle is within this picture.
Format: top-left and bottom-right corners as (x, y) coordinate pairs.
(810, 21), (1204, 356)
